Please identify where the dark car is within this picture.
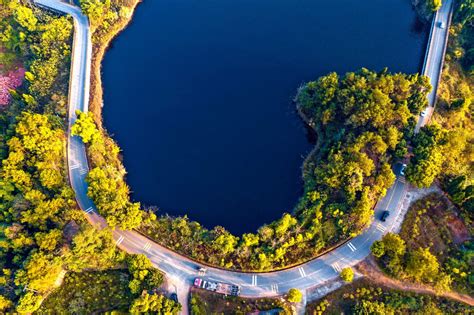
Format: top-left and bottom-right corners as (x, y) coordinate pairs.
(170, 293), (178, 303)
(380, 211), (390, 222)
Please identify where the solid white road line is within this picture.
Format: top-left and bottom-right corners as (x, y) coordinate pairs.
(347, 242), (357, 252)
(115, 235), (125, 246)
(331, 262), (342, 273)
(298, 267), (307, 278)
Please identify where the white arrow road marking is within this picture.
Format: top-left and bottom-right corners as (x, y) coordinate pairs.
(271, 284), (278, 293)
(143, 242), (152, 252)
(376, 223), (386, 232)
(298, 267), (307, 278)
(347, 242), (357, 252)
(251, 275), (257, 286)
(115, 235), (125, 246)
(85, 207), (94, 214)
(331, 262), (341, 273)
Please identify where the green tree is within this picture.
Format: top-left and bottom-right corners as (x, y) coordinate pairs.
(287, 288), (303, 303)
(71, 110), (101, 144)
(129, 293), (181, 314)
(16, 292), (43, 314)
(406, 247), (440, 283)
(340, 267), (354, 283)
(370, 240), (385, 258)
(0, 295), (12, 312)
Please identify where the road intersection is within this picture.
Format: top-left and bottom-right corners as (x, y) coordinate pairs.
(33, 0), (453, 310)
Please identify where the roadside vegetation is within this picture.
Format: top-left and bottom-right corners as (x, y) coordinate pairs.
(40, 254), (180, 314)
(0, 1), (178, 313)
(412, 0), (443, 21)
(305, 278), (473, 314)
(189, 287), (291, 314)
(371, 193), (472, 294)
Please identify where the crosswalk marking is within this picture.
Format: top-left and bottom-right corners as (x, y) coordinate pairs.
(85, 207), (94, 214)
(115, 235), (125, 246)
(79, 168), (88, 175)
(251, 275), (257, 286)
(376, 223), (386, 232)
(270, 284), (278, 293)
(331, 262), (342, 273)
(69, 164), (80, 170)
(143, 242), (152, 252)
(347, 242), (357, 252)
(298, 267), (307, 278)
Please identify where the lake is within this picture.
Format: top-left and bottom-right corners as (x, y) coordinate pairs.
(102, 0), (427, 234)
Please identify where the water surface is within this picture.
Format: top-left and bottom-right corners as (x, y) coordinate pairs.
(102, 0), (427, 234)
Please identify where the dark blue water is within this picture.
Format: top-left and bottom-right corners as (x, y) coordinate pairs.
(102, 0), (427, 234)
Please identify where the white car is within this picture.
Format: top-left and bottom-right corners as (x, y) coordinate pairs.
(400, 164), (407, 176)
(439, 21), (446, 29)
(420, 109), (427, 117)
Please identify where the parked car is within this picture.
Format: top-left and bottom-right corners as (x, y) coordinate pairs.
(170, 293), (178, 303)
(380, 211), (390, 222)
(400, 163), (407, 176)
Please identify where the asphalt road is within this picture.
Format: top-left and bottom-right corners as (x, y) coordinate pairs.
(416, 0), (453, 132)
(34, 0), (453, 310)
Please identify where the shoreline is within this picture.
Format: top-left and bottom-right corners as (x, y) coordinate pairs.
(88, 0), (142, 127)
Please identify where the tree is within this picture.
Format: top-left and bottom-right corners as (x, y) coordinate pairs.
(406, 247), (440, 283)
(371, 240), (385, 258)
(429, 0), (442, 11)
(14, 251), (63, 293)
(129, 293), (181, 314)
(68, 226), (120, 271)
(13, 6), (37, 32)
(340, 267), (354, 283)
(71, 110), (101, 144)
(127, 254), (163, 294)
(16, 292), (43, 314)
(0, 295), (12, 312)
(381, 233), (406, 257)
(287, 288), (303, 303)
(34, 229), (62, 251)
(86, 166), (143, 230)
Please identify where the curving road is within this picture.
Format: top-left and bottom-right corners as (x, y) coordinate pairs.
(34, 0), (453, 310)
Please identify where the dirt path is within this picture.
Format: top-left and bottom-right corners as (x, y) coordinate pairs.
(356, 257), (474, 306)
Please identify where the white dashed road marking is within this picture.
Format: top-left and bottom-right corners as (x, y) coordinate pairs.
(115, 235), (125, 246)
(143, 242), (152, 252)
(331, 262), (342, 273)
(79, 168), (88, 175)
(85, 207), (94, 213)
(271, 284), (278, 293)
(251, 275), (257, 286)
(298, 267), (307, 278)
(347, 242), (357, 252)
(376, 223), (386, 232)
(69, 164), (80, 170)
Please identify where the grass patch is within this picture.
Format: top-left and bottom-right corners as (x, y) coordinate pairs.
(39, 270), (133, 314)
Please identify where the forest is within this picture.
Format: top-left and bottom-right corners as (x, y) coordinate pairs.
(0, 0), (179, 312)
